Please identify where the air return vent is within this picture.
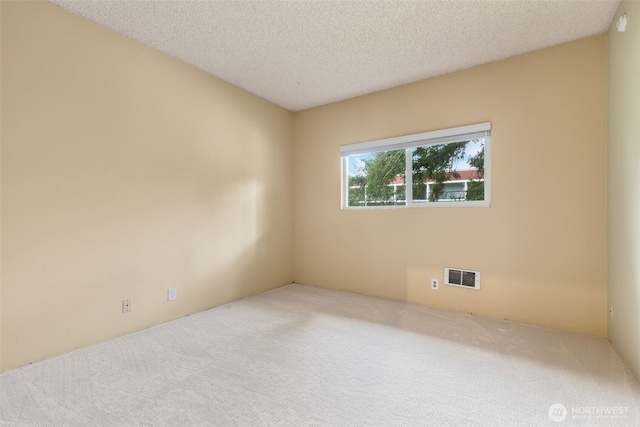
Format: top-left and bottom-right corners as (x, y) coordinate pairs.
(444, 267), (480, 290)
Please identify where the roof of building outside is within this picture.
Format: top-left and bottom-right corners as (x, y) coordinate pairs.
(390, 170), (481, 185)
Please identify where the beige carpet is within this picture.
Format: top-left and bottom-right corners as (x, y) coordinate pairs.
(1, 284), (639, 426)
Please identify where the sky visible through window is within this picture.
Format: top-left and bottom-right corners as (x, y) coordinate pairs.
(348, 139), (484, 177)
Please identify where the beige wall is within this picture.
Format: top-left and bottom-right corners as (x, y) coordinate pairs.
(293, 36), (608, 336)
(608, 1), (640, 380)
(0, 1), (293, 372)
(0, 0), (613, 374)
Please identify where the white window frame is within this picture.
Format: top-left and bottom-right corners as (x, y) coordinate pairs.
(341, 122), (491, 209)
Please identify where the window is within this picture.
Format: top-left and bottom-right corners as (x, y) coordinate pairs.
(341, 123), (491, 208)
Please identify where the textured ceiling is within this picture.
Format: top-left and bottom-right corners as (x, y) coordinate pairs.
(49, 0), (619, 112)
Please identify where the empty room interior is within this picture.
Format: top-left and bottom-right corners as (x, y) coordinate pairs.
(1, 0), (640, 425)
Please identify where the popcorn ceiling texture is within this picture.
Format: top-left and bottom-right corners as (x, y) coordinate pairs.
(49, 0), (619, 112)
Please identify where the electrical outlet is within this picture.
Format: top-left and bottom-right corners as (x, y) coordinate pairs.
(609, 304), (614, 320)
(122, 299), (131, 314)
(168, 287), (177, 302)
(431, 278), (439, 290)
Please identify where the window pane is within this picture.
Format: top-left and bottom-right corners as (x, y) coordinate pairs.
(412, 139), (485, 203)
(341, 124), (490, 209)
(347, 149), (406, 207)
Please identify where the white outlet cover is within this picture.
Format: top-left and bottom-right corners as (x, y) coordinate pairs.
(431, 278), (439, 290)
(168, 288), (177, 302)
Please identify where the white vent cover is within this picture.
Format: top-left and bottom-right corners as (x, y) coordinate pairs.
(444, 267), (481, 290)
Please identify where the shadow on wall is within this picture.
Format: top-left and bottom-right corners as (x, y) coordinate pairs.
(405, 266), (607, 336)
(1, 0), (293, 371)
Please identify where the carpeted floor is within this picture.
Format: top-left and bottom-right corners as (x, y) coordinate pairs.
(1, 284), (639, 426)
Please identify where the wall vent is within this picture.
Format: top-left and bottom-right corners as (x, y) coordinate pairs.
(444, 267), (480, 290)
